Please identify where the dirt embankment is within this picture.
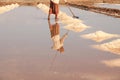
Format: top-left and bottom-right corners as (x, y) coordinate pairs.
(69, 3), (120, 18)
(1, 0), (120, 18)
(0, 0), (120, 6)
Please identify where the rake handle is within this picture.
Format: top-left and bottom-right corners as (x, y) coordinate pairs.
(66, 3), (79, 18)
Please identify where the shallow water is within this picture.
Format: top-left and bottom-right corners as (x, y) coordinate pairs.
(0, 5), (120, 80)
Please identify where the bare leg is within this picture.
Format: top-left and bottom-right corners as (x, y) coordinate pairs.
(55, 14), (58, 21)
(48, 8), (51, 20)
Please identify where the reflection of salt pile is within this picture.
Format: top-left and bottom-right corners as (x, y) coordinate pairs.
(37, 3), (89, 32)
(81, 31), (120, 42)
(93, 39), (120, 55)
(102, 59), (120, 68)
(0, 3), (19, 14)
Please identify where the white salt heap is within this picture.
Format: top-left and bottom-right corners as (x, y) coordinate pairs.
(81, 31), (120, 42)
(0, 3), (19, 14)
(37, 3), (89, 32)
(64, 22), (88, 32)
(93, 39), (120, 55)
(102, 59), (120, 68)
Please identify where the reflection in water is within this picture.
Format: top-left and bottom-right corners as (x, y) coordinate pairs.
(102, 58), (120, 68)
(37, 3), (89, 32)
(81, 31), (120, 42)
(48, 20), (68, 70)
(93, 39), (120, 55)
(0, 3), (19, 14)
(48, 20), (68, 53)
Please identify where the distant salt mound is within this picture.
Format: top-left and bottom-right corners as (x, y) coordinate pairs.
(93, 39), (120, 55)
(81, 31), (120, 42)
(37, 3), (49, 14)
(0, 3), (19, 14)
(64, 22), (89, 32)
(37, 3), (89, 32)
(102, 59), (120, 68)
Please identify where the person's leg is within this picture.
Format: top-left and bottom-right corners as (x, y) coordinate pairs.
(48, 11), (50, 20)
(48, 8), (52, 20)
(48, 1), (53, 20)
(55, 14), (58, 20)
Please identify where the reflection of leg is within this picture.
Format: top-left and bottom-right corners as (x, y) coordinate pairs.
(55, 3), (59, 20)
(48, 14), (50, 20)
(48, 9), (51, 20)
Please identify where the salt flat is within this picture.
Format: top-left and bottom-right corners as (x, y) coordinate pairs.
(0, 4), (120, 80)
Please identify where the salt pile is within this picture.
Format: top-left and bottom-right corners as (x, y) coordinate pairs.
(64, 22), (89, 32)
(81, 31), (120, 42)
(93, 39), (120, 55)
(0, 3), (19, 14)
